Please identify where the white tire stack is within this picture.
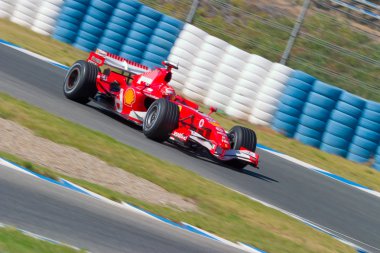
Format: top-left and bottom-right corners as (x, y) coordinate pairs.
(10, 0), (42, 27)
(184, 34), (226, 102)
(31, 0), (64, 36)
(0, 0), (14, 18)
(168, 24), (206, 91)
(225, 54), (272, 119)
(249, 63), (293, 125)
(205, 44), (247, 112)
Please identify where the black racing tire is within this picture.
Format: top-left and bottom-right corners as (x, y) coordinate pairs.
(226, 125), (257, 170)
(143, 98), (179, 142)
(63, 60), (98, 104)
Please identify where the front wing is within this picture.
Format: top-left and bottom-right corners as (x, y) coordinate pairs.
(170, 130), (259, 168)
(222, 149), (259, 167)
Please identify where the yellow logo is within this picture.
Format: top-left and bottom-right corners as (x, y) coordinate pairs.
(124, 88), (135, 106)
(178, 105), (182, 112)
(210, 121), (220, 127)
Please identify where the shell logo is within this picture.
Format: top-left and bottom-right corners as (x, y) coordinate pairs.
(124, 88), (135, 106)
(210, 121), (220, 127)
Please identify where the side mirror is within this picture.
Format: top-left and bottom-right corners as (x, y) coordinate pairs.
(208, 106), (217, 115)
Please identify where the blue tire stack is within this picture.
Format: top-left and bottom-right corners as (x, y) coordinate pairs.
(120, 4), (184, 67)
(347, 100), (380, 163)
(117, 1), (145, 62)
(53, 0), (90, 43)
(374, 145), (380, 171)
(141, 14), (184, 68)
(96, 0), (137, 54)
(73, 0), (119, 52)
(120, 3), (158, 63)
(52, 0), (184, 66)
(272, 70), (316, 137)
(294, 81), (342, 148)
(320, 92), (365, 157)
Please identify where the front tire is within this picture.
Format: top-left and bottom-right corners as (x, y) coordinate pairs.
(226, 126), (257, 170)
(143, 99), (179, 142)
(63, 60), (98, 104)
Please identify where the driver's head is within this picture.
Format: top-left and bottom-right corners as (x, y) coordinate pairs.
(164, 72), (172, 83)
(161, 86), (176, 100)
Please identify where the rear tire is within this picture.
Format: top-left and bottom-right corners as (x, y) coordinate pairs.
(143, 98), (179, 142)
(63, 60), (98, 104)
(226, 126), (257, 170)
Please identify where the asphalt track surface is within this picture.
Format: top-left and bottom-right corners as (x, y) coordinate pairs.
(0, 165), (245, 253)
(0, 44), (380, 252)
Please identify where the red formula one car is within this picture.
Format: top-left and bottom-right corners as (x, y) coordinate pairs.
(63, 49), (259, 169)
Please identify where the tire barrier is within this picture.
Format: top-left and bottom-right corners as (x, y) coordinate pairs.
(320, 91), (364, 157)
(0, 0), (63, 36)
(73, 0), (118, 52)
(294, 81), (342, 148)
(208, 45), (250, 114)
(374, 145), (380, 171)
(0, 0), (13, 18)
(272, 70), (315, 137)
(31, 0), (64, 36)
(173, 24), (209, 98)
(122, 4), (183, 67)
(347, 99), (380, 163)
(52, 0), (183, 65)
(53, 0), (89, 43)
(3, 0), (380, 168)
(168, 23), (275, 115)
(168, 24), (207, 90)
(10, 0), (42, 28)
(248, 63), (292, 125)
(167, 21), (281, 119)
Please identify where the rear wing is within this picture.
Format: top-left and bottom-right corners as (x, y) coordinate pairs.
(87, 49), (150, 75)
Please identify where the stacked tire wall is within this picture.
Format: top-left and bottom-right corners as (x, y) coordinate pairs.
(53, 0), (184, 68)
(168, 24), (293, 124)
(272, 71), (316, 137)
(0, 0), (63, 36)
(248, 63), (292, 125)
(323, 92), (365, 158)
(1, 0), (380, 168)
(205, 44), (250, 113)
(226, 54), (272, 120)
(375, 145), (380, 171)
(294, 81), (342, 148)
(348, 101), (380, 164)
(273, 76), (380, 168)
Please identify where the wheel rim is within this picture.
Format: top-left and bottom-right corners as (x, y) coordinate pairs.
(145, 104), (159, 130)
(65, 68), (79, 92)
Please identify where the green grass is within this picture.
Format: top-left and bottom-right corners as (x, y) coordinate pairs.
(0, 227), (84, 253)
(0, 19), (87, 66)
(0, 151), (59, 180)
(0, 93), (354, 253)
